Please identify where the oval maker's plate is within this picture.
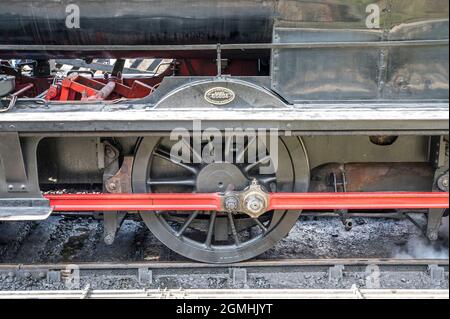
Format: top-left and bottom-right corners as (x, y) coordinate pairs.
(204, 87), (236, 106)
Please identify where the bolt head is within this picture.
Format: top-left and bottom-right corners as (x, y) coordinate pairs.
(224, 196), (239, 212)
(245, 195), (265, 215)
(437, 174), (449, 191)
(109, 182), (117, 190)
(105, 146), (116, 158)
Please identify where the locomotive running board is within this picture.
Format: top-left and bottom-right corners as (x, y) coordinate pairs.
(0, 104), (448, 134)
(45, 192), (449, 212)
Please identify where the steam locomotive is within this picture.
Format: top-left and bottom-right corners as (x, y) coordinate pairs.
(0, 0), (448, 263)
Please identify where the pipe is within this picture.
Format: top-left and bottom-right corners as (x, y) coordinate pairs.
(81, 81), (116, 101)
(11, 83), (34, 97)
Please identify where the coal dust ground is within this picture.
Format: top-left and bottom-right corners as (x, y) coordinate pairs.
(0, 214), (448, 291)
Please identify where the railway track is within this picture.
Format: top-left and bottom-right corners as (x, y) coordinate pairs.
(1, 288), (448, 299)
(0, 258), (448, 298)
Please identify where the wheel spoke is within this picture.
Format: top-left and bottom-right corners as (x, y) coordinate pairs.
(253, 218), (268, 234)
(244, 155), (271, 173)
(136, 135), (305, 263)
(224, 135), (234, 163)
(156, 147), (184, 163)
(147, 178), (196, 187)
(176, 211), (199, 237)
(205, 211), (217, 248)
(259, 175), (277, 185)
(154, 149), (199, 174)
(181, 138), (203, 163)
(227, 212), (240, 245)
(236, 136), (256, 163)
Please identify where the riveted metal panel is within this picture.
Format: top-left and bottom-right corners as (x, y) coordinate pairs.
(383, 1), (449, 100)
(271, 0), (449, 102)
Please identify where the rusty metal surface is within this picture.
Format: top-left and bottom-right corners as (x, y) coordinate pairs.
(105, 156), (134, 194)
(310, 163), (435, 193)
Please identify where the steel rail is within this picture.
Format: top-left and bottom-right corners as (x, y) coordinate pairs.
(0, 39), (448, 52)
(0, 288), (448, 299)
(0, 259), (447, 299)
(0, 258), (447, 271)
(44, 192), (450, 212)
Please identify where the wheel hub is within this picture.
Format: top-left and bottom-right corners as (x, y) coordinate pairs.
(222, 179), (270, 218)
(196, 163), (248, 192)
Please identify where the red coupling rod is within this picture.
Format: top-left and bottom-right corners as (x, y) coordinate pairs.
(46, 193), (222, 212)
(268, 192), (449, 211)
(45, 192), (449, 212)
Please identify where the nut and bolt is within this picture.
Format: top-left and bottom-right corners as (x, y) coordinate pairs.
(437, 174), (449, 192)
(105, 146), (116, 159)
(7, 184), (27, 191)
(224, 196), (239, 212)
(245, 195), (266, 216)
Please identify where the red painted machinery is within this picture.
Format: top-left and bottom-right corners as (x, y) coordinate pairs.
(46, 74), (155, 101)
